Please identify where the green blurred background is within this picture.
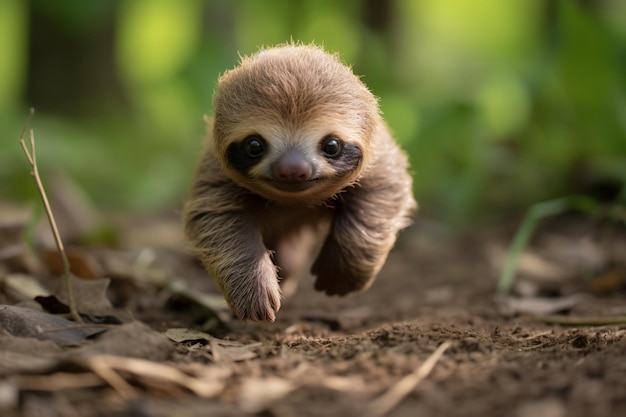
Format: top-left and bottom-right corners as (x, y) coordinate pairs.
(1, 0), (625, 225)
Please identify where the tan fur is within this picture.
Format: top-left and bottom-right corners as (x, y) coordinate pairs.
(183, 43), (416, 321)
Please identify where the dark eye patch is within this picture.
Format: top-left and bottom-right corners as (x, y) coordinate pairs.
(325, 143), (362, 175)
(226, 135), (267, 174)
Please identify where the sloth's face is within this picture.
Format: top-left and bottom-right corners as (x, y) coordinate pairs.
(211, 44), (379, 205)
(220, 116), (365, 205)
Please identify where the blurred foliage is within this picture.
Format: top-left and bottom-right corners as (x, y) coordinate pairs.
(0, 0), (625, 224)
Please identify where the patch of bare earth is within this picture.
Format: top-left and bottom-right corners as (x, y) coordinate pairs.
(2, 210), (626, 417)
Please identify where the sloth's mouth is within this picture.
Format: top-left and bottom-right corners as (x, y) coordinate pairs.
(266, 179), (321, 193)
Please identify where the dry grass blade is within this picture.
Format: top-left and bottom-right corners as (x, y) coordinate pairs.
(365, 341), (452, 417)
(87, 358), (138, 399)
(82, 355), (224, 398)
(19, 108), (82, 323)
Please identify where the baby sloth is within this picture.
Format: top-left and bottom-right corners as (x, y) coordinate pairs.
(184, 44), (416, 322)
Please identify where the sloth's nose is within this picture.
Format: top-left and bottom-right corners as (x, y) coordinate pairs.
(272, 151), (313, 182)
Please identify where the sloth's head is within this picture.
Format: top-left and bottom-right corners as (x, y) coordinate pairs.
(212, 43), (380, 205)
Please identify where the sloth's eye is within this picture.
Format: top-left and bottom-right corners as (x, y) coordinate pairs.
(321, 136), (343, 158)
(244, 135), (265, 157)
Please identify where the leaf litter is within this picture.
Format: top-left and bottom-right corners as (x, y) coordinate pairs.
(2, 196), (626, 416)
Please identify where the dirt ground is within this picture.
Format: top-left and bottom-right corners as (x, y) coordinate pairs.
(1, 210), (626, 417)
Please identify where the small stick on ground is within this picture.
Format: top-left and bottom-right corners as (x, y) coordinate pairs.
(19, 108), (83, 323)
(86, 358), (138, 399)
(365, 341), (452, 417)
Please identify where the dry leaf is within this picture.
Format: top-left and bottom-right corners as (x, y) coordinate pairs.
(71, 321), (173, 361)
(210, 339), (259, 362)
(51, 276), (113, 315)
(165, 327), (259, 362)
(587, 267), (626, 295)
(238, 377), (295, 413)
(165, 327), (214, 343)
(0, 335), (62, 376)
(0, 305), (105, 346)
(2, 273), (50, 299)
(40, 248), (103, 279)
(37, 276), (129, 324)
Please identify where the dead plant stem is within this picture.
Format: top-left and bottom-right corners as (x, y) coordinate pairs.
(19, 108), (83, 323)
(365, 341), (452, 417)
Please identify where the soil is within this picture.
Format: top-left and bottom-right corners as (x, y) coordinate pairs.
(2, 214), (626, 417)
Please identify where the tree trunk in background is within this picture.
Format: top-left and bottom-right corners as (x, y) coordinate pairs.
(363, 0), (393, 34)
(26, 0), (128, 118)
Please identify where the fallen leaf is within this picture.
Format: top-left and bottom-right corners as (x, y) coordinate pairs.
(165, 327), (214, 343)
(0, 305), (105, 346)
(238, 377), (295, 413)
(0, 335), (62, 376)
(51, 276), (114, 315)
(35, 276), (129, 324)
(165, 327), (259, 362)
(40, 248), (103, 279)
(35, 296), (123, 325)
(587, 267), (626, 295)
(1, 274), (50, 300)
(210, 339), (259, 362)
(71, 321), (173, 361)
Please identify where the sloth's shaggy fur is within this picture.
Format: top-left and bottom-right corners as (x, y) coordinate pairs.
(184, 43), (416, 321)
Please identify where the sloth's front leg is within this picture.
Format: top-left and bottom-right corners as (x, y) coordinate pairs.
(311, 214), (391, 296)
(185, 196), (281, 322)
(312, 177), (412, 296)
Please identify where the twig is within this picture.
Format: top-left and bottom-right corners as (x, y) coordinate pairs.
(509, 330), (553, 341)
(82, 355), (223, 398)
(86, 357), (139, 399)
(19, 108), (83, 323)
(365, 341), (452, 417)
